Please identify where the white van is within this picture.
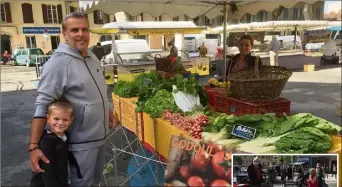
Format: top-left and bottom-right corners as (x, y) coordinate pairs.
(320, 39), (340, 62)
(100, 39), (150, 64)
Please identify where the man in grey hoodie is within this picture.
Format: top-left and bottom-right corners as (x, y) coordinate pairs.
(28, 12), (117, 186)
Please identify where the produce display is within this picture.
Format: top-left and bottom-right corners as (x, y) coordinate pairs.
(162, 111), (209, 139)
(113, 71), (341, 155)
(114, 72), (207, 118)
(164, 136), (232, 187)
(202, 113), (341, 153)
(208, 78), (230, 88)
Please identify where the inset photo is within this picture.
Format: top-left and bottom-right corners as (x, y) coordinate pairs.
(232, 154), (339, 187)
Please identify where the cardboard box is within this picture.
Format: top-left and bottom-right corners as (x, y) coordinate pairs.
(304, 64), (315, 72)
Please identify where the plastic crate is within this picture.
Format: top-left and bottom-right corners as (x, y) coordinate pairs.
(206, 88), (229, 109)
(215, 95), (291, 116)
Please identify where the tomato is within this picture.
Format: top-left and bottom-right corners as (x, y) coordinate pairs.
(211, 151), (232, 181)
(210, 179), (230, 187)
(191, 150), (210, 170)
(179, 165), (191, 179)
(187, 176), (205, 187)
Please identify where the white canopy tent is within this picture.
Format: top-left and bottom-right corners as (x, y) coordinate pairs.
(208, 20), (331, 33)
(80, 0), (319, 20)
(90, 21), (207, 35)
(80, 0), (320, 79)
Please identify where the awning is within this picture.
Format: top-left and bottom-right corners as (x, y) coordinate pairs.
(80, 0), (319, 20)
(90, 21), (207, 35)
(328, 26), (342, 31)
(208, 20), (331, 33)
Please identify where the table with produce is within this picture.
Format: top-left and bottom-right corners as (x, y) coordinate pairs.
(112, 66), (341, 186)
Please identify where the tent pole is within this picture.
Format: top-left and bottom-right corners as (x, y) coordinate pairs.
(223, 0), (228, 81)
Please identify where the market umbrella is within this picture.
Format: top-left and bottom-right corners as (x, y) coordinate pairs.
(80, 0), (320, 79)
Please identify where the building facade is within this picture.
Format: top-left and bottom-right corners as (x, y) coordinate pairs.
(1, 1), (325, 54)
(238, 155), (282, 168)
(0, 0), (125, 54)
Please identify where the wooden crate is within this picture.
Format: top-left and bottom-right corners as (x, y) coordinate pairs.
(112, 94), (143, 141)
(143, 114), (190, 158)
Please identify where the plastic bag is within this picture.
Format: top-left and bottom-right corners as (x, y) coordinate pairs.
(172, 85), (203, 112)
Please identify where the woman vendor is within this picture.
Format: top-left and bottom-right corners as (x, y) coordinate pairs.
(226, 35), (262, 79)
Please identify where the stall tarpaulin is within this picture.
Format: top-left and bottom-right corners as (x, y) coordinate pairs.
(89, 21), (207, 35)
(80, 0), (319, 20)
(81, 0), (319, 80)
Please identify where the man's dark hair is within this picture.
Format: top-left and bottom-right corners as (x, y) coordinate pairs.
(239, 34), (254, 47)
(96, 42), (101, 46)
(62, 12), (89, 32)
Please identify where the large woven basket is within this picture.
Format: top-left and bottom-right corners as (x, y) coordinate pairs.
(228, 57), (292, 102)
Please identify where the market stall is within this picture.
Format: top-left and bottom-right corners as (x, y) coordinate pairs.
(110, 68), (341, 186)
(207, 21), (333, 70)
(89, 21), (208, 84)
(80, 1), (340, 186)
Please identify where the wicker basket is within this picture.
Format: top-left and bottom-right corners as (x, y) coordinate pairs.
(228, 56), (292, 102)
(155, 56), (172, 72)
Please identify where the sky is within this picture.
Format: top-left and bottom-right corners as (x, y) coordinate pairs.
(324, 1), (342, 13)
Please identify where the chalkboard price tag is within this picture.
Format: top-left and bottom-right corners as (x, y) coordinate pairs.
(231, 124), (256, 140)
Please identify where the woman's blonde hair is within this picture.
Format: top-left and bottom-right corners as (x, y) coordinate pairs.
(310, 168), (316, 177)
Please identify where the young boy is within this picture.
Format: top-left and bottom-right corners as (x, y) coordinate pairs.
(29, 100), (74, 187)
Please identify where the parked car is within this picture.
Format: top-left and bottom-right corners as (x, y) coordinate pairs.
(320, 39), (340, 63)
(14, 48), (45, 67)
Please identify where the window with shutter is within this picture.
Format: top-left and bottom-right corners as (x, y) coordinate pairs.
(44, 5), (61, 23)
(94, 10), (108, 24)
(22, 3), (34, 23)
(93, 10), (99, 24)
(26, 36), (37, 48)
(69, 6), (75, 13)
(0, 3), (7, 22)
(57, 5), (63, 23)
(2, 3), (11, 23)
(42, 4), (48, 23)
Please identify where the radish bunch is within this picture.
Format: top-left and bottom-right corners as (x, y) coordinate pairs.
(162, 111), (209, 139)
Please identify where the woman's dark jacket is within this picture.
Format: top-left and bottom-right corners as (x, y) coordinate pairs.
(226, 53), (262, 79)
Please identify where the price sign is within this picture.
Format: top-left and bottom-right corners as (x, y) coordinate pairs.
(231, 124), (256, 140)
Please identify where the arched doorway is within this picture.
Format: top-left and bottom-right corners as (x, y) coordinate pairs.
(1, 34), (12, 54)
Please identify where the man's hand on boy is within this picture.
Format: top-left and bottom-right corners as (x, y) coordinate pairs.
(30, 148), (49, 173)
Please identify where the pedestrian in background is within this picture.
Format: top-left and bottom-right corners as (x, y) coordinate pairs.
(266, 35), (280, 66)
(332, 164), (337, 179)
(92, 42), (105, 61)
(198, 43), (208, 57)
(307, 168), (318, 187)
(247, 157), (263, 186)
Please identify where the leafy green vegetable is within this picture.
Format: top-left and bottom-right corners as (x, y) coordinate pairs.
(172, 74), (199, 96)
(143, 89), (180, 118)
(113, 81), (138, 98)
(275, 127), (332, 153)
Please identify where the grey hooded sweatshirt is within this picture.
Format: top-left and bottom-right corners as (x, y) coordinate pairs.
(34, 43), (110, 151)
